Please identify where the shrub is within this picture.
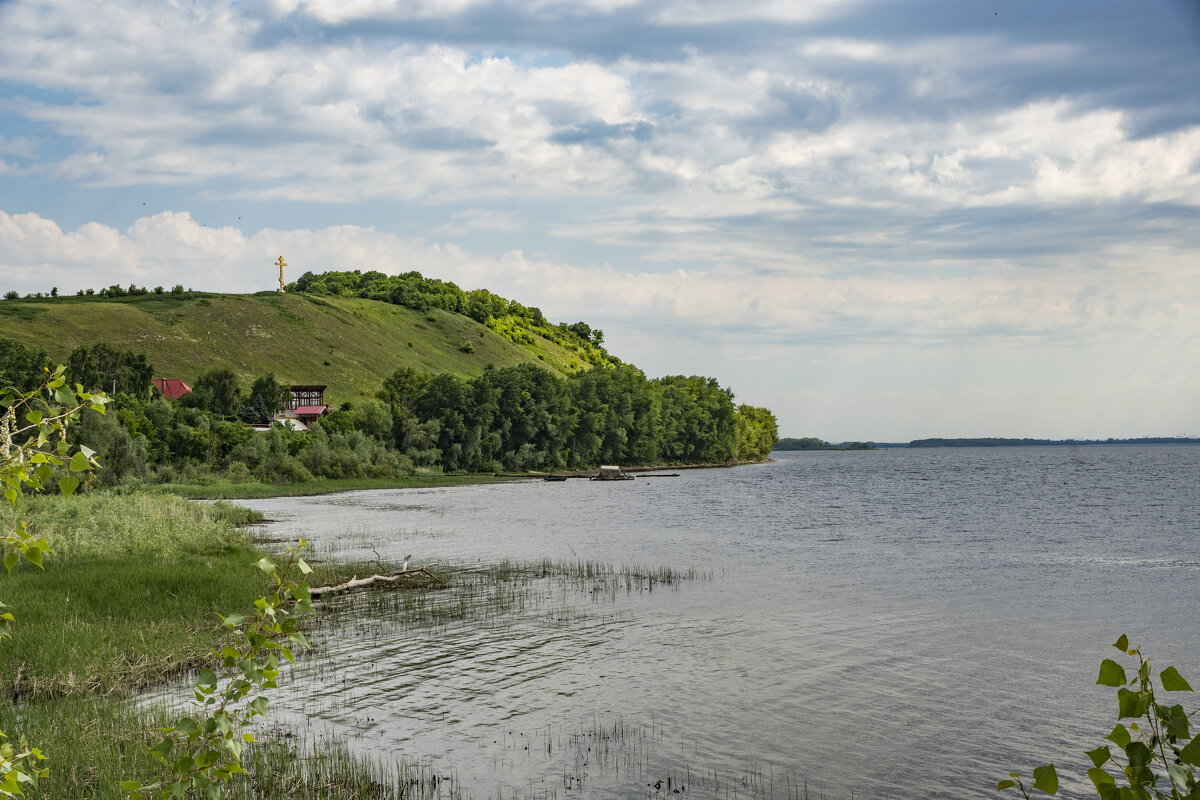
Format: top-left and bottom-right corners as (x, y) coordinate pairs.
(224, 461), (252, 484)
(260, 453), (313, 484)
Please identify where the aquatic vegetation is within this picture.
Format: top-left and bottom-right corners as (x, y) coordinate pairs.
(234, 728), (465, 800)
(122, 541), (316, 800)
(300, 558), (709, 642)
(480, 716), (826, 800)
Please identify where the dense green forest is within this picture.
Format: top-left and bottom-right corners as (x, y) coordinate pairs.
(0, 336), (777, 484)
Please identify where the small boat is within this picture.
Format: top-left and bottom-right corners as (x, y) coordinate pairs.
(542, 475), (569, 482)
(591, 465), (635, 481)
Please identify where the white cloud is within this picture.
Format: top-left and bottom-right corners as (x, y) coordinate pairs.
(278, 0), (848, 26)
(651, 0), (853, 25)
(3, 1), (1196, 221)
(3, 211), (1195, 357)
(801, 39), (886, 62)
(279, 0), (649, 25)
(1, 2), (648, 199)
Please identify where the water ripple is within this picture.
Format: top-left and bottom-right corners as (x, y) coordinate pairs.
(224, 446), (1200, 799)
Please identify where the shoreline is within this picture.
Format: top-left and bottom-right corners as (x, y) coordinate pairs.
(157, 458), (773, 500)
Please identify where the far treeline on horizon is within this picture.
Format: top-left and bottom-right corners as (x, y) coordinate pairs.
(775, 436), (1200, 451)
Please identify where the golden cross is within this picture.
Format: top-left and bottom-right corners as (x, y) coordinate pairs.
(276, 256), (287, 292)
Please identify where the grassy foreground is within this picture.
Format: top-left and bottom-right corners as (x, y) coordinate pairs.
(0, 492), (408, 799)
(2, 494), (264, 699)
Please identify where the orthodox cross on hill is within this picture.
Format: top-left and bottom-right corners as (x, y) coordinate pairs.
(275, 256), (287, 293)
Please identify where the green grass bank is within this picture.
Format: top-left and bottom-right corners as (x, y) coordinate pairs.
(0, 492), (410, 799)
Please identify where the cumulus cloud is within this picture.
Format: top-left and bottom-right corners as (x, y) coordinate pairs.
(3, 211), (1194, 353)
(3, 0), (1196, 215)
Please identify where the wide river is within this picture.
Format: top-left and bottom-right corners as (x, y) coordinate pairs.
(235, 445), (1200, 799)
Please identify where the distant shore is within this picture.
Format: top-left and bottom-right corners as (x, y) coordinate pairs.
(776, 436), (1200, 450)
(773, 437), (875, 451)
(904, 436), (1200, 448)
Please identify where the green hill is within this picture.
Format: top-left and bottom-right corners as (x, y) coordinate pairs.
(0, 291), (597, 406)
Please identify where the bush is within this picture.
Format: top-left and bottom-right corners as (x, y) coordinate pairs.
(260, 453), (313, 484)
(224, 461), (252, 484)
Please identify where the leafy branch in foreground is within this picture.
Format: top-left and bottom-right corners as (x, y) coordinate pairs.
(120, 540), (313, 800)
(1001, 635), (1200, 799)
(1, 365), (108, 576)
(0, 365), (108, 796)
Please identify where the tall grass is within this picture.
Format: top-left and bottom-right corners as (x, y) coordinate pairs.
(0, 695), (165, 799)
(232, 729), (464, 800)
(18, 492), (254, 560)
(0, 697), (465, 800)
(0, 493), (265, 698)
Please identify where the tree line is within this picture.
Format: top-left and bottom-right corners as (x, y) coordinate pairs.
(287, 269), (615, 369)
(0, 337), (777, 486)
(773, 437), (875, 451)
(4, 284), (191, 300)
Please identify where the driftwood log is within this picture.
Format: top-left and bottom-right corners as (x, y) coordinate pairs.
(308, 560), (441, 599)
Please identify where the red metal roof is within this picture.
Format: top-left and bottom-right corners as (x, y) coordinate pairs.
(294, 405), (327, 416)
(153, 378), (192, 399)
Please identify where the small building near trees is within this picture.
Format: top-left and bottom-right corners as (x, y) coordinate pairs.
(152, 378), (192, 399)
(272, 384), (328, 429)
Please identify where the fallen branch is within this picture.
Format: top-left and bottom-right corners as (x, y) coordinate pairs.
(308, 561), (441, 598)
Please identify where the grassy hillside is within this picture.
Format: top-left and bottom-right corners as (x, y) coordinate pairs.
(0, 292), (595, 406)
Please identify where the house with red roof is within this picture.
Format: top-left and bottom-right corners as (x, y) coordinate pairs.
(152, 378), (192, 399)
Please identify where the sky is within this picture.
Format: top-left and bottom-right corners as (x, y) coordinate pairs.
(1, 0), (1199, 441)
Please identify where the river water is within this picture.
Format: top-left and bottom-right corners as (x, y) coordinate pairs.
(233, 446), (1200, 799)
